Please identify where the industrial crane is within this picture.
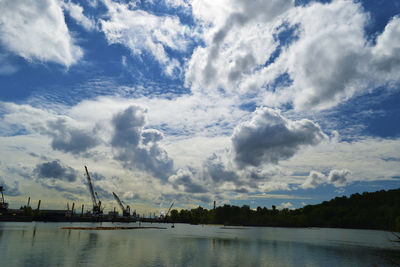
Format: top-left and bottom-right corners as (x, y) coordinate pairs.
(0, 186), (9, 211)
(84, 166), (103, 216)
(112, 192), (130, 217)
(164, 202), (174, 222)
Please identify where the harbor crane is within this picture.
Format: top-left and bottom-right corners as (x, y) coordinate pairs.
(84, 166), (103, 216)
(112, 192), (131, 217)
(164, 202), (174, 221)
(0, 186), (9, 211)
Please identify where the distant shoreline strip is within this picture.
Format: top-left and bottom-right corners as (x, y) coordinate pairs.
(61, 226), (167, 230)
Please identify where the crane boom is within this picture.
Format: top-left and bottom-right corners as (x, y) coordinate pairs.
(84, 166), (102, 215)
(112, 192), (130, 217)
(85, 166), (97, 207)
(166, 202), (174, 217)
(112, 192), (125, 213)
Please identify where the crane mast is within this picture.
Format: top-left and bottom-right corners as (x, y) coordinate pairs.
(112, 192), (130, 217)
(84, 166), (102, 215)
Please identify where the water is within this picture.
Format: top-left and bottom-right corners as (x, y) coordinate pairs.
(0, 222), (399, 266)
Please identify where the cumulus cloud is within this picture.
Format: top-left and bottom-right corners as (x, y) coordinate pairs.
(111, 106), (174, 181)
(40, 181), (87, 196)
(62, 0), (96, 31)
(300, 169), (351, 189)
(34, 160), (78, 182)
(187, 0), (293, 93)
(187, 0), (400, 112)
(301, 171), (326, 189)
(0, 0), (83, 67)
(43, 118), (99, 155)
(284, 0), (370, 110)
(277, 2), (400, 110)
(0, 177), (21, 196)
(202, 0), (293, 85)
(371, 16), (400, 81)
(168, 168), (207, 193)
(32, 161), (111, 198)
(204, 153), (240, 184)
(232, 107), (326, 167)
(159, 107), (327, 194)
(100, 0), (191, 76)
(328, 169), (350, 187)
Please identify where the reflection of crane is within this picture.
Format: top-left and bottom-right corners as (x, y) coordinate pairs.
(84, 166), (103, 216)
(112, 192), (130, 217)
(0, 186), (9, 211)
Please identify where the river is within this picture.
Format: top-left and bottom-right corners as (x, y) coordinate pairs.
(0, 222), (399, 266)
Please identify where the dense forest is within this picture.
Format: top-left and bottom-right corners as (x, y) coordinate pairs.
(168, 188), (400, 231)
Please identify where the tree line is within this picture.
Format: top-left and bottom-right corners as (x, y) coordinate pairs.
(167, 188), (400, 231)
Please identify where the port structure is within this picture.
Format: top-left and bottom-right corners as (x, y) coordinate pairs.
(112, 192), (130, 217)
(84, 166), (103, 216)
(0, 186), (9, 211)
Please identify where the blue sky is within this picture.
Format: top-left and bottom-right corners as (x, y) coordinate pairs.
(0, 0), (399, 213)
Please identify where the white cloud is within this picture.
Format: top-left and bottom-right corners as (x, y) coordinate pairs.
(232, 107), (326, 167)
(283, 0), (369, 110)
(165, 0), (190, 11)
(0, 0), (83, 67)
(168, 167), (207, 193)
(282, 135), (400, 187)
(62, 0), (96, 31)
(111, 106), (174, 181)
(34, 160), (78, 182)
(301, 171), (326, 189)
(1, 87), (400, 208)
(67, 94), (248, 140)
(371, 16), (400, 82)
(100, 0), (191, 76)
(186, 0), (400, 111)
(186, 0), (293, 94)
(42, 118), (100, 155)
(328, 169), (350, 187)
(0, 176), (21, 196)
(278, 202), (293, 210)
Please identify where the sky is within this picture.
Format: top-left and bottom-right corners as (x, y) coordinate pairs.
(0, 0), (399, 215)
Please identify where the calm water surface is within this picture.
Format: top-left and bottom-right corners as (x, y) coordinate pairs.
(0, 222), (399, 266)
